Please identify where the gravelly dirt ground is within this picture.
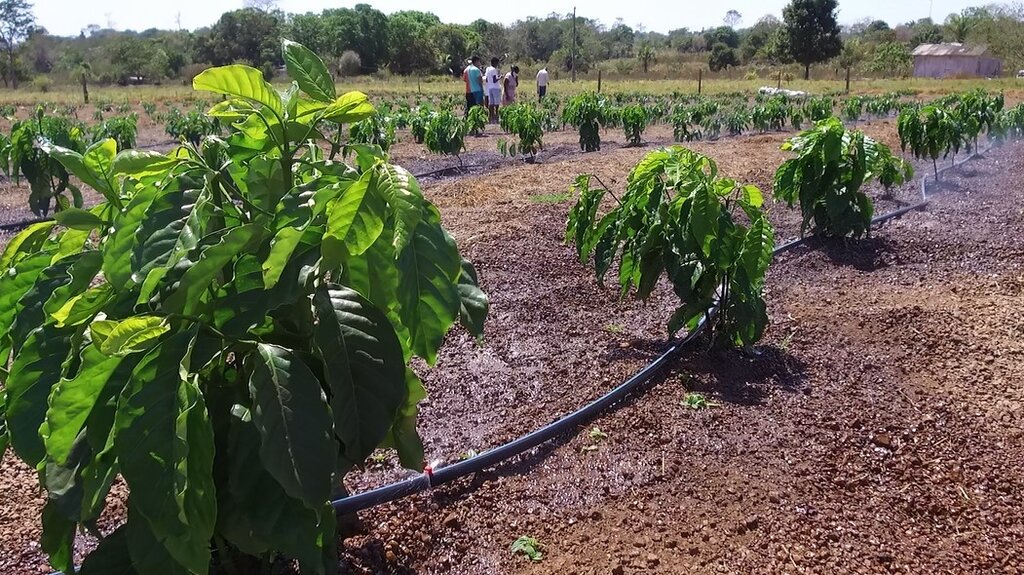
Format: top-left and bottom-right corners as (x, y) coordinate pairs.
(1, 117), (1021, 575)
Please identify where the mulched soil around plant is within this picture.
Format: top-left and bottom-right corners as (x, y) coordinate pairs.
(1, 121), (1022, 575)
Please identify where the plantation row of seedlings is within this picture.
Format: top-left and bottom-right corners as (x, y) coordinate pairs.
(0, 39), (1016, 574)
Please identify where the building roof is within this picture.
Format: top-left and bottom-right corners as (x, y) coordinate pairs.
(912, 43), (990, 57)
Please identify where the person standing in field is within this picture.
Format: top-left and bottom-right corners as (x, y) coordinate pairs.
(536, 66), (549, 101)
(462, 56), (484, 116)
(485, 57), (501, 123)
(502, 65), (519, 105)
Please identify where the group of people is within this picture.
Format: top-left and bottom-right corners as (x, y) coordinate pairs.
(462, 56), (549, 121)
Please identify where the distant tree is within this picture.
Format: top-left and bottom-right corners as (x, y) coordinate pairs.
(740, 15), (782, 61)
(243, 0), (278, 12)
(319, 4), (389, 72)
(285, 13), (326, 55)
(387, 11), (440, 75)
(709, 42), (739, 71)
(668, 28), (699, 53)
(908, 18), (943, 47)
(194, 8), (282, 72)
(838, 38), (865, 91)
(0, 0), (34, 88)
(430, 23), (480, 75)
(782, 0), (842, 79)
(724, 10), (743, 29)
(869, 41), (912, 78)
(59, 48), (90, 102)
(705, 26), (740, 49)
(944, 11), (977, 43)
(636, 42), (655, 73)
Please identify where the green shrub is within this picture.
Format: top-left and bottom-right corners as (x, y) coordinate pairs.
(0, 40), (487, 575)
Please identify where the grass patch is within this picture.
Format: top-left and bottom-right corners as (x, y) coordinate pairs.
(530, 191), (572, 204)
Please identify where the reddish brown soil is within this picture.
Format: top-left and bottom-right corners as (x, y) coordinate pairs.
(2, 119), (1022, 575)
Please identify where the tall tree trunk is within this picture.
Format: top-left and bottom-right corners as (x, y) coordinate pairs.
(9, 50), (16, 89)
(82, 78), (89, 104)
(804, 62), (810, 81)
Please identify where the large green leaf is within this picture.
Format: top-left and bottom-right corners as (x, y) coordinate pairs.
(375, 164), (425, 253)
(282, 39), (336, 103)
(396, 220), (462, 364)
(164, 224), (261, 315)
(218, 413), (330, 574)
(114, 330), (215, 575)
(193, 64), (285, 119)
(90, 316), (169, 356)
(51, 284), (114, 328)
(104, 182), (162, 288)
(312, 284), (407, 470)
(248, 344), (336, 509)
(41, 500), (77, 574)
(320, 92), (375, 124)
(0, 220), (55, 270)
(10, 254), (78, 350)
(386, 368), (426, 470)
(43, 343), (123, 465)
(6, 325), (72, 466)
(324, 170), (385, 264)
(112, 150), (180, 181)
(125, 507), (192, 575)
(55, 207), (105, 231)
(0, 251), (53, 356)
(37, 138), (115, 199)
(79, 526), (137, 575)
(456, 258), (488, 339)
(262, 225), (306, 289)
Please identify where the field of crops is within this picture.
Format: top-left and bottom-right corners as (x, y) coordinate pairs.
(1, 41), (1023, 575)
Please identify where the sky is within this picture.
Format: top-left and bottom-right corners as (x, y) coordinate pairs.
(36, 0), (981, 38)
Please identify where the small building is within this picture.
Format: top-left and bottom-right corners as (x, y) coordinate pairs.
(912, 44), (1003, 78)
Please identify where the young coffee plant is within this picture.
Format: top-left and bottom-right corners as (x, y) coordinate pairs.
(566, 146), (775, 347)
(90, 113), (138, 150)
(424, 109), (466, 159)
(0, 106), (87, 216)
(409, 106), (432, 144)
(775, 117), (913, 238)
(349, 112), (397, 153)
(562, 92), (605, 152)
(164, 106), (220, 146)
(0, 39), (487, 575)
(897, 105), (962, 179)
(466, 105), (487, 136)
(621, 104), (648, 146)
(497, 103), (545, 161)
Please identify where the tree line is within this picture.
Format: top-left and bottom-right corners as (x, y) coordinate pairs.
(8, 0), (1024, 91)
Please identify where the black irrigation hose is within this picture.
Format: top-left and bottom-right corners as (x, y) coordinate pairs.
(330, 143), (996, 516)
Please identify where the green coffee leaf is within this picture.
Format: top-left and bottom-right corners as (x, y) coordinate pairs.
(248, 344), (336, 508)
(6, 326), (72, 466)
(312, 284), (407, 470)
(55, 207), (104, 231)
(396, 219), (462, 364)
(90, 316), (169, 356)
(282, 38), (336, 103)
(193, 64), (285, 118)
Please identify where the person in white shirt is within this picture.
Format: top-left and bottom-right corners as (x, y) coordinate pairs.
(536, 66), (549, 101)
(485, 57), (501, 123)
